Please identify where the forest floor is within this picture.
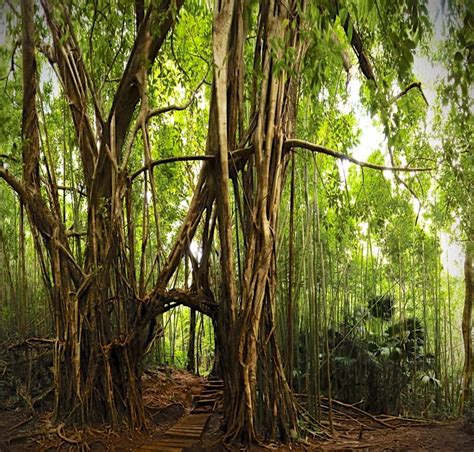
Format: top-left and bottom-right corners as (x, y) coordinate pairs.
(301, 421), (474, 451)
(0, 367), (472, 451)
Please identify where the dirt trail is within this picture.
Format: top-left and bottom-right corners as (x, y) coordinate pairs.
(136, 413), (211, 451)
(135, 376), (223, 451)
(307, 421), (474, 451)
(0, 369), (471, 451)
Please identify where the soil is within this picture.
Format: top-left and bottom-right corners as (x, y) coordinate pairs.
(0, 368), (472, 451)
(0, 367), (206, 451)
(193, 418), (474, 451)
(309, 421), (474, 451)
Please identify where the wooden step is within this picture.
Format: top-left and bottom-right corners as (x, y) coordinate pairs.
(166, 428), (202, 437)
(199, 388), (223, 395)
(137, 445), (182, 451)
(194, 398), (219, 405)
(192, 407), (212, 413)
(204, 382), (223, 387)
(207, 376), (223, 381)
(195, 399), (217, 407)
(197, 397), (217, 404)
(204, 380), (223, 385)
(136, 413), (211, 451)
(203, 385), (223, 392)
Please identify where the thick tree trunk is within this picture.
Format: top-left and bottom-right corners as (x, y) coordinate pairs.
(15, 0), (307, 438)
(210, 0), (306, 444)
(13, 0), (185, 429)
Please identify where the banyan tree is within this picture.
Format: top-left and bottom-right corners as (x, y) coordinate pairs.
(1, 0), (451, 445)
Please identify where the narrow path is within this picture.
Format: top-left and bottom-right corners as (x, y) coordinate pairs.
(136, 377), (223, 451)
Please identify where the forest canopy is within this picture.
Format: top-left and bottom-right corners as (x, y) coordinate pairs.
(0, 0), (472, 446)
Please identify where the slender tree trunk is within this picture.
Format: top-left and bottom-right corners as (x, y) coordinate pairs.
(287, 155), (296, 388)
(18, 202), (27, 335)
(460, 229), (473, 415)
(187, 308), (196, 372)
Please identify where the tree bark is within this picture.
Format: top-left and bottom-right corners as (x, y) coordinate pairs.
(209, 0), (307, 444)
(13, 0), (187, 429)
(187, 309), (196, 373)
(460, 228), (473, 415)
(10, 0), (308, 436)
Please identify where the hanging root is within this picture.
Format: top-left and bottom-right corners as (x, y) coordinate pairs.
(55, 423), (80, 444)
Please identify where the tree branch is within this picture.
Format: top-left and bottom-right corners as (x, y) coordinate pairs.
(121, 72), (208, 172)
(5, 0), (20, 18)
(56, 185), (87, 197)
(0, 168), (28, 201)
(0, 168), (83, 287)
(393, 81), (429, 106)
(146, 73), (208, 121)
(130, 155), (214, 181)
(150, 288), (218, 319)
(285, 139), (434, 172)
(91, 0), (185, 200)
(40, 0), (99, 192)
(130, 147), (253, 182)
(21, 0), (41, 190)
(340, 11), (376, 83)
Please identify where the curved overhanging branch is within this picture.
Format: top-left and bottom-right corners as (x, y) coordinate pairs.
(145, 288), (218, 322)
(393, 81), (429, 106)
(0, 167), (28, 201)
(130, 155), (214, 181)
(129, 146), (253, 182)
(121, 72), (209, 171)
(338, 7), (376, 83)
(0, 168), (84, 287)
(130, 140), (430, 186)
(284, 139), (435, 172)
(146, 73), (209, 121)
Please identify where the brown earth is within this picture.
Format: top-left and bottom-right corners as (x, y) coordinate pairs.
(194, 418), (473, 451)
(310, 421), (474, 451)
(0, 368), (205, 451)
(0, 368), (472, 451)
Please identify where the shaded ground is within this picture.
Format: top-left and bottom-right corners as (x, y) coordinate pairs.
(0, 368), (205, 450)
(0, 368), (472, 451)
(194, 415), (474, 451)
(311, 421), (474, 451)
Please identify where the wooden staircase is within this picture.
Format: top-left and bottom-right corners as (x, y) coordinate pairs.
(192, 376), (224, 414)
(136, 376), (223, 451)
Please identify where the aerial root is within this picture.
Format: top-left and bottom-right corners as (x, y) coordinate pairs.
(56, 423), (80, 444)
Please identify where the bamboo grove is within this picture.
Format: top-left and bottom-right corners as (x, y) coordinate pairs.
(0, 0), (472, 446)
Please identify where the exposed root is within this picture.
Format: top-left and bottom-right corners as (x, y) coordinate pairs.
(9, 416), (33, 431)
(321, 397), (394, 429)
(56, 423), (79, 444)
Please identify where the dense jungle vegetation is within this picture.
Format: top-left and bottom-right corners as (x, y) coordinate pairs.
(0, 0), (472, 447)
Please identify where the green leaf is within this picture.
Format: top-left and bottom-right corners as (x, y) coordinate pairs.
(347, 20), (353, 43)
(339, 7), (348, 25)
